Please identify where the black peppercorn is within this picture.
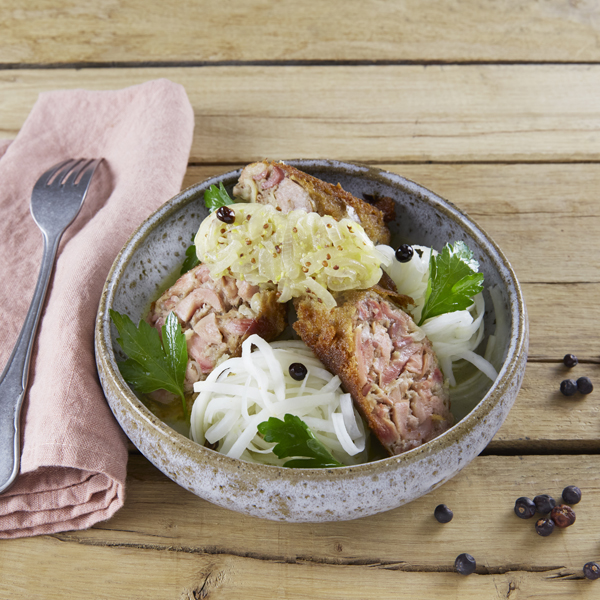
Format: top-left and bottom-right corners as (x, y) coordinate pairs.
(562, 485), (582, 505)
(434, 504), (453, 523)
(563, 354), (578, 368)
(577, 377), (593, 395)
(288, 363), (308, 381)
(395, 244), (414, 263)
(533, 494), (556, 515)
(455, 553), (476, 576)
(560, 379), (578, 396)
(216, 205), (235, 224)
(535, 517), (555, 537)
(583, 562), (600, 580)
(514, 497), (536, 519)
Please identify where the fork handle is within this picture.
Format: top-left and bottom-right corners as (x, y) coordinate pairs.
(0, 231), (62, 494)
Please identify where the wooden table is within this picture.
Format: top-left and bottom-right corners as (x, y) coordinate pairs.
(2, 2), (600, 598)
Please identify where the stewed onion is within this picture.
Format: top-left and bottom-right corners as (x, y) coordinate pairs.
(195, 204), (391, 309)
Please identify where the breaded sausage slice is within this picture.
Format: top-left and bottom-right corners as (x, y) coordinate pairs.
(233, 160), (390, 246)
(293, 288), (453, 456)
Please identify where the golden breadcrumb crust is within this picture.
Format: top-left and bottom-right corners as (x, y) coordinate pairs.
(293, 288), (413, 451)
(274, 162), (391, 246)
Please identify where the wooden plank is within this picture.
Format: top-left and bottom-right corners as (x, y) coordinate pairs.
(490, 361), (600, 451)
(0, 540), (597, 600)
(2, 66), (600, 162)
(1, 538), (598, 600)
(120, 363), (599, 457)
(127, 353), (600, 456)
(3, 0), (600, 64)
(4, 454), (596, 586)
(523, 283), (600, 361)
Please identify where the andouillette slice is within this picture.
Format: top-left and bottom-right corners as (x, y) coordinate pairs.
(147, 264), (286, 395)
(233, 160), (391, 246)
(293, 288), (454, 455)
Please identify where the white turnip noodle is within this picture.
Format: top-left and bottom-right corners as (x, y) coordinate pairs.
(191, 334), (367, 466)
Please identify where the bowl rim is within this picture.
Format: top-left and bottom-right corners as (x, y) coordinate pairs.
(95, 159), (528, 482)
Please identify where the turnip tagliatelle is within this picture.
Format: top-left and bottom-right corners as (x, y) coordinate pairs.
(190, 334), (367, 466)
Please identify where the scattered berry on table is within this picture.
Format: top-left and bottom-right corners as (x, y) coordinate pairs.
(577, 377), (593, 395)
(551, 504), (576, 528)
(514, 497), (536, 519)
(562, 485), (582, 505)
(533, 494), (556, 515)
(434, 504), (453, 523)
(563, 354), (578, 368)
(583, 562), (600, 580)
(560, 379), (578, 396)
(395, 244), (414, 263)
(535, 517), (555, 537)
(288, 362), (308, 381)
(216, 206), (235, 224)
(455, 553), (476, 576)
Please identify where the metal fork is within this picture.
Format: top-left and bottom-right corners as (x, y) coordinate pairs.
(0, 158), (102, 494)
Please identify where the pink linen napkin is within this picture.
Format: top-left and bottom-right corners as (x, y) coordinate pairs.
(0, 79), (194, 538)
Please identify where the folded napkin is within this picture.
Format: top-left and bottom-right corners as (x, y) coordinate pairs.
(0, 79), (194, 538)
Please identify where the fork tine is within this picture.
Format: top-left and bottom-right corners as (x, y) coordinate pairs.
(54, 159), (85, 186)
(33, 159), (79, 189)
(48, 158), (84, 188)
(73, 158), (103, 193)
(63, 158), (95, 186)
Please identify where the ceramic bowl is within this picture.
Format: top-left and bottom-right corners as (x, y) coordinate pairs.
(95, 160), (528, 522)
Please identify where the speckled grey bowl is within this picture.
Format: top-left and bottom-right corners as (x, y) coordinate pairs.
(95, 160), (528, 522)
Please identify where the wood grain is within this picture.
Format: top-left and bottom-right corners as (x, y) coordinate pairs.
(119, 361), (600, 452)
(119, 364), (600, 457)
(3, 66), (600, 162)
(2, 0), (600, 64)
(1, 540), (596, 600)
(92, 454), (600, 569)
(2, 454), (597, 600)
(491, 362), (600, 450)
(119, 363), (599, 453)
(0, 544), (596, 600)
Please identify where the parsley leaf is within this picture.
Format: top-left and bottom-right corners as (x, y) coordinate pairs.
(418, 241), (484, 325)
(257, 414), (343, 468)
(180, 233), (200, 275)
(110, 309), (189, 418)
(204, 182), (234, 213)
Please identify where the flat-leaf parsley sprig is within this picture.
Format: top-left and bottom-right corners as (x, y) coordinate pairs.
(257, 414), (343, 469)
(418, 241), (484, 326)
(110, 310), (189, 418)
(180, 233), (200, 275)
(204, 182), (235, 213)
